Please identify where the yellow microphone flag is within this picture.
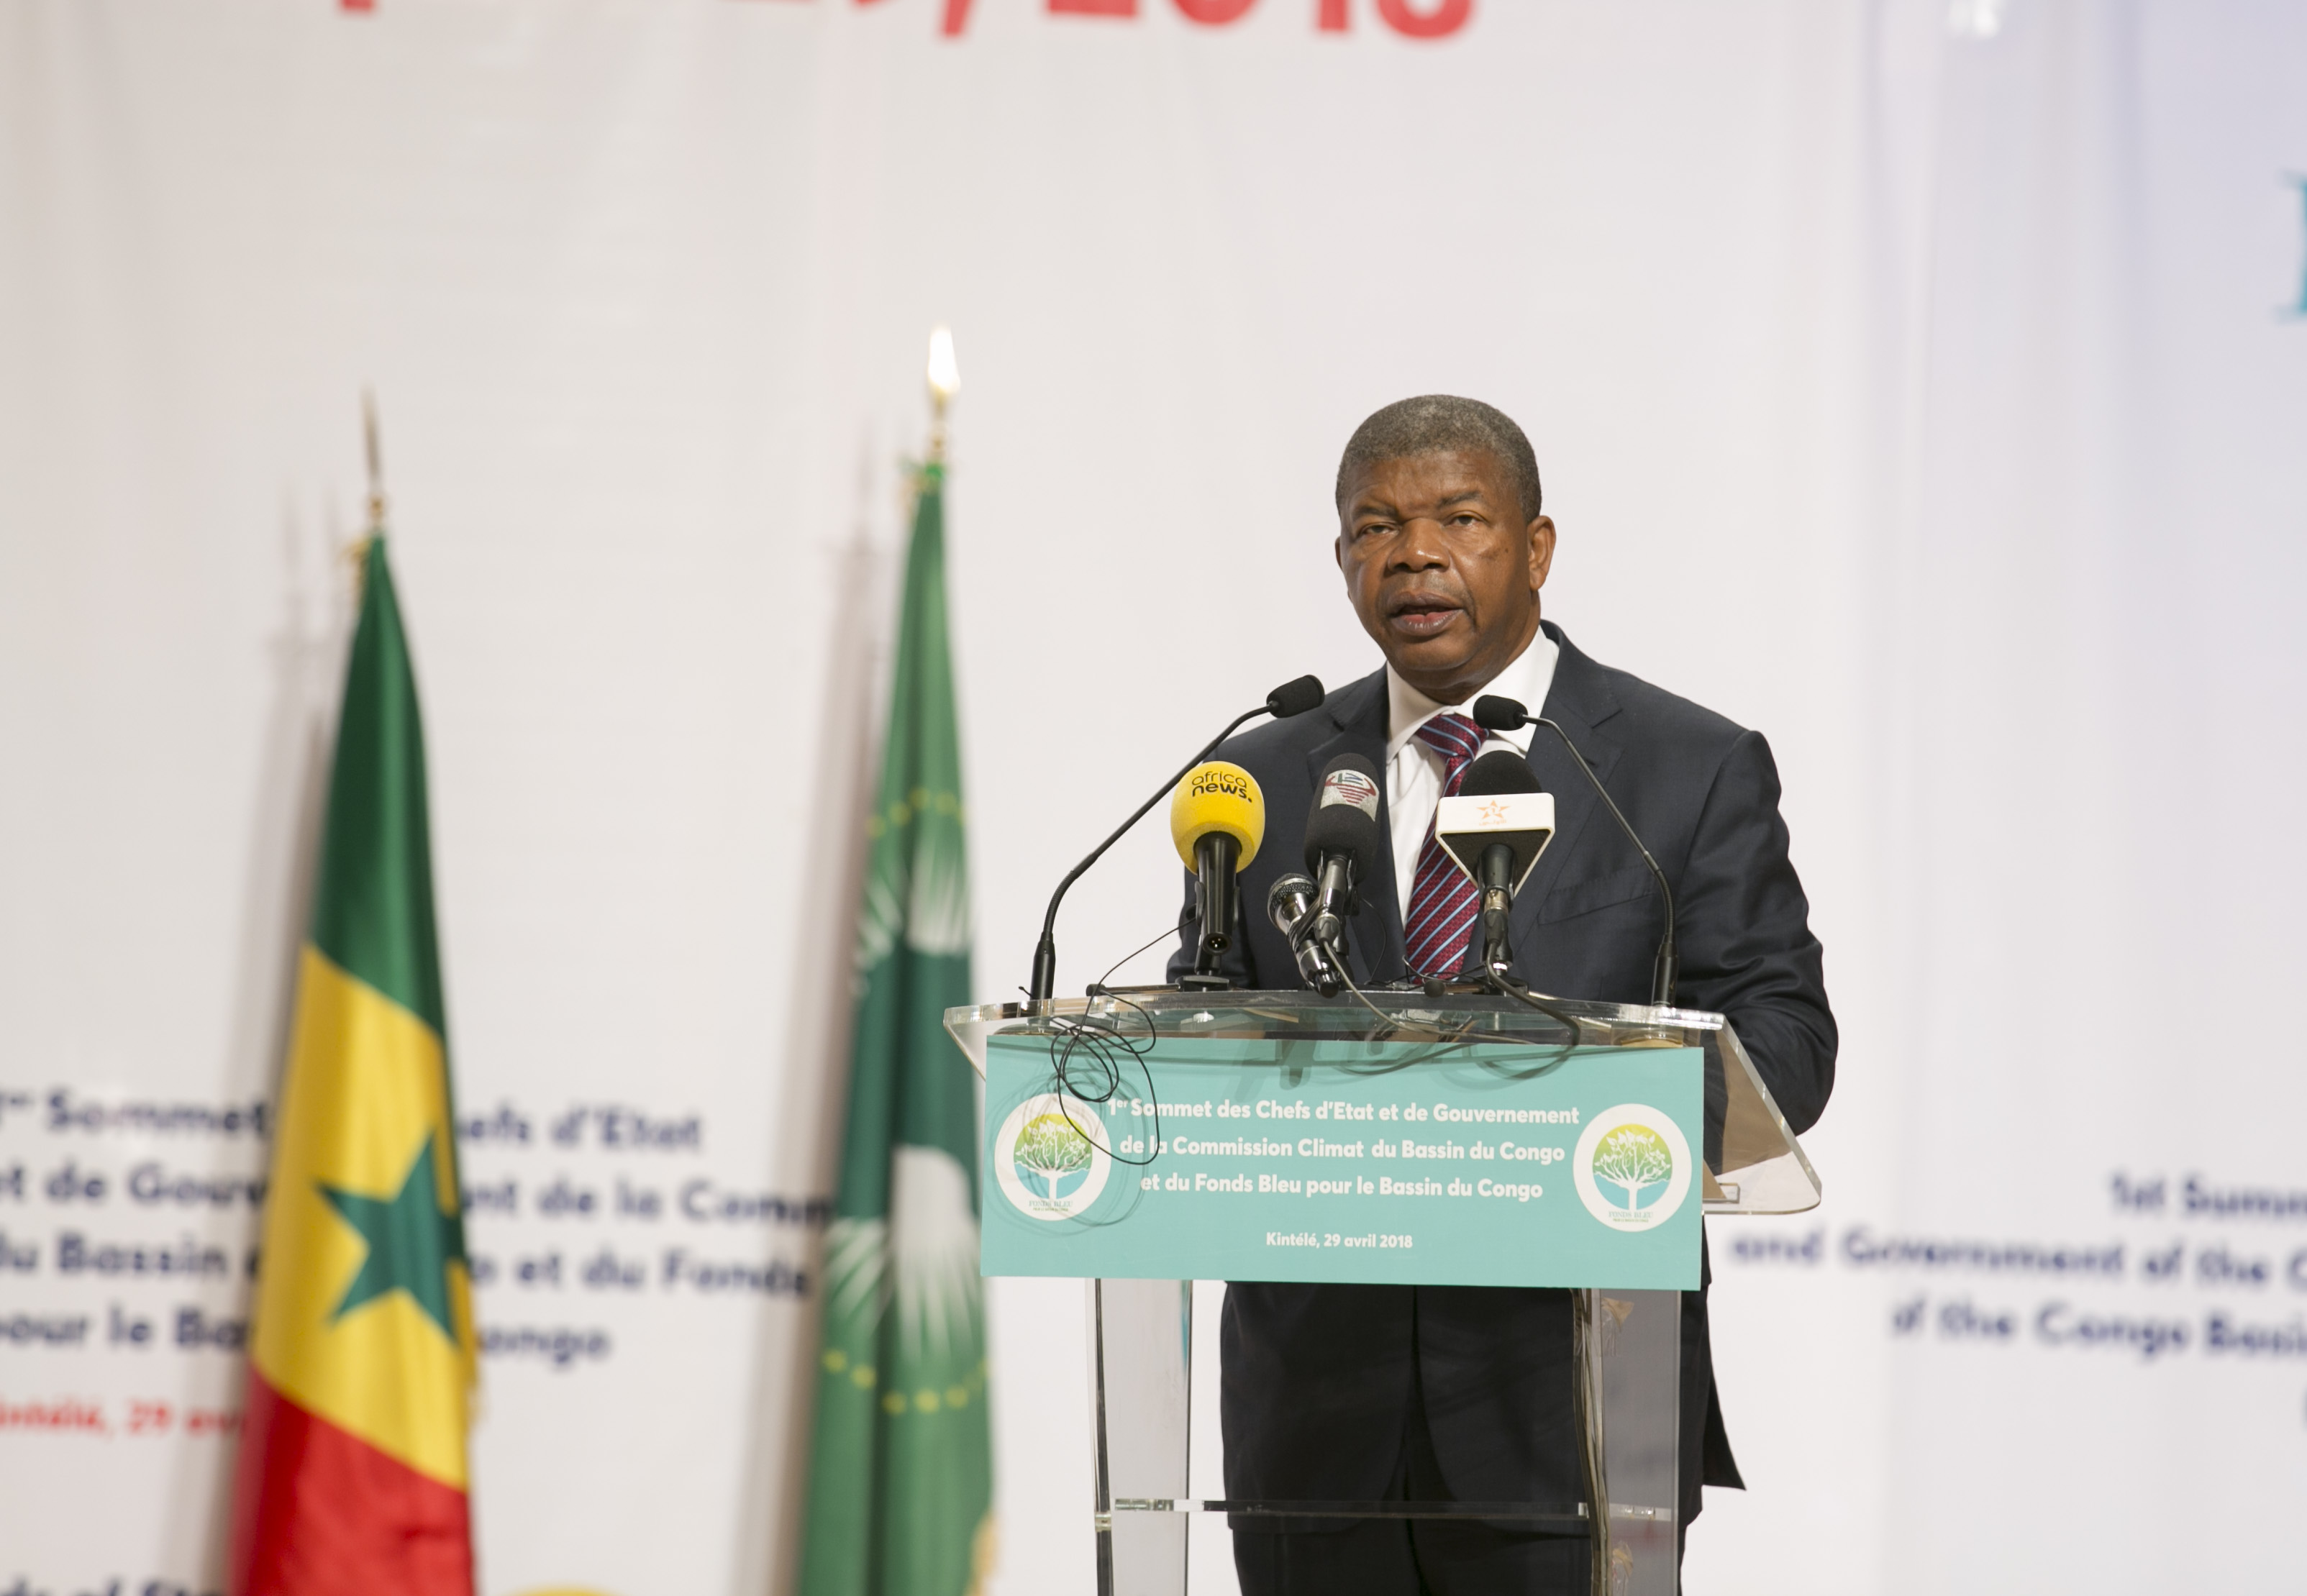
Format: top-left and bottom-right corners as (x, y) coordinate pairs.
(1170, 761), (1265, 870)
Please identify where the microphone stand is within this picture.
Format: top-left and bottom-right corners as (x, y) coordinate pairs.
(1475, 896), (1587, 1051)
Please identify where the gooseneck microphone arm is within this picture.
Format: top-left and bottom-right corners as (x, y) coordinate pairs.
(1025, 710), (1258, 1003)
(1474, 695), (1679, 1006)
(1535, 715), (1678, 1003)
(1027, 675), (1324, 1006)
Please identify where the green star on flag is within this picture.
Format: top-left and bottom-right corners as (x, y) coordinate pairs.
(319, 1132), (468, 1337)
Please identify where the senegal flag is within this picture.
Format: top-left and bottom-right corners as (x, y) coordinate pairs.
(232, 534), (475, 1594)
(797, 461), (992, 1596)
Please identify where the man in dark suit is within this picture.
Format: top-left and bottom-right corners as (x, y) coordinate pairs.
(1168, 396), (1836, 1595)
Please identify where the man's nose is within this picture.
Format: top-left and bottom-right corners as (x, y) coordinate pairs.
(1387, 517), (1450, 570)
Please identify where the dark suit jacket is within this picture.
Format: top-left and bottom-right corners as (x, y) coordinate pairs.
(1165, 622), (1836, 1531)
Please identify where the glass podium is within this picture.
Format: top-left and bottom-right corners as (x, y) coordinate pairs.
(948, 989), (1820, 1596)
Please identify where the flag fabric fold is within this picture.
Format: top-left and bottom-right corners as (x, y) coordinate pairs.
(798, 462), (993, 1596)
(232, 534), (475, 1596)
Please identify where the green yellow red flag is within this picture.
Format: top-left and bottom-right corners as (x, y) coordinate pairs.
(231, 534), (475, 1595)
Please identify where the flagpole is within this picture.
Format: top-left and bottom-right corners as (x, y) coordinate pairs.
(348, 390), (388, 595)
(362, 388), (387, 534)
(796, 324), (991, 1596)
(234, 386), (477, 1592)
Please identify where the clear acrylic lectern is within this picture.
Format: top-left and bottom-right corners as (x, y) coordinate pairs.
(947, 989), (1820, 1596)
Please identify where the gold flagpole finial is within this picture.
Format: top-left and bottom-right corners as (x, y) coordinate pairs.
(925, 326), (960, 465)
(362, 387), (387, 536)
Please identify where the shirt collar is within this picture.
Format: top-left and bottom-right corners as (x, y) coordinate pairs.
(1384, 626), (1560, 759)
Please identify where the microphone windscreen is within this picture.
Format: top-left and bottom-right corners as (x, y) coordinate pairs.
(1462, 748), (1542, 797)
(1473, 695), (1527, 733)
(1170, 762), (1265, 871)
(1303, 754), (1383, 875)
(1267, 872), (1318, 934)
(1266, 675), (1327, 719)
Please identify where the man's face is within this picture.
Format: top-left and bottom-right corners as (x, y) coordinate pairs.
(1335, 449), (1555, 705)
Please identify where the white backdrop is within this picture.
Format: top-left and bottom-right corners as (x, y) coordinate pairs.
(4, 1), (2305, 1592)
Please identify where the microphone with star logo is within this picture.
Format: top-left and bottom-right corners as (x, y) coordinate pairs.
(1435, 749), (1555, 977)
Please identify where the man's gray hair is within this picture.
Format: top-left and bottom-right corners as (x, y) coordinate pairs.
(1334, 395), (1543, 523)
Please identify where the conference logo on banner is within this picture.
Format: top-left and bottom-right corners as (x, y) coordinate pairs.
(1573, 1105), (1693, 1231)
(993, 1095), (1111, 1221)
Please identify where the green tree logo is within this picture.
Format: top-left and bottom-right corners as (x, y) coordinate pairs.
(1591, 1123), (1673, 1211)
(1011, 1113), (1093, 1202)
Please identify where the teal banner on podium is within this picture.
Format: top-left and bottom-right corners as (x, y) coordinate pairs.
(978, 1033), (1703, 1290)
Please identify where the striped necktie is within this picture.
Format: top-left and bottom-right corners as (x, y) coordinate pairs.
(1401, 712), (1488, 980)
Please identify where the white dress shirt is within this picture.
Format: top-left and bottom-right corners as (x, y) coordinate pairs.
(1384, 629), (1561, 913)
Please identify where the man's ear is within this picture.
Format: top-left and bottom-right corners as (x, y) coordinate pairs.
(1526, 514), (1557, 592)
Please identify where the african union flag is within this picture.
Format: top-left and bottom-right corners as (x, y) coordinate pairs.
(231, 534), (475, 1594)
(797, 458), (991, 1596)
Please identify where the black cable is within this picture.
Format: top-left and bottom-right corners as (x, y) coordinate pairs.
(1091, 919), (1186, 996)
(1331, 947), (1408, 1034)
(1324, 952), (1489, 1057)
(1482, 970), (1585, 1077)
(1044, 991), (1164, 1168)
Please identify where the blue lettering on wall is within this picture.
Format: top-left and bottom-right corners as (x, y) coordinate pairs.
(2034, 1301), (2188, 1359)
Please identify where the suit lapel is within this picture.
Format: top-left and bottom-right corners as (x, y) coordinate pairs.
(1509, 624), (1623, 952)
(1303, 667), (1403, 984)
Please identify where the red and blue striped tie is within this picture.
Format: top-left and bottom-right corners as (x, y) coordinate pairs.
(1401, 712), (1488, 979)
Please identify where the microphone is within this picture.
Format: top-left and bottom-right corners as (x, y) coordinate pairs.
(1473, 694), (1679, 1005)
(1026, 675), (1324, 1004)
(1265, 675), (1327, 719)
(1267, 873), (1344, 996)
(1302, 754), (1383, 959)
(1170, 762), (1265, 987)
(1435, 749), (1554, 977)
